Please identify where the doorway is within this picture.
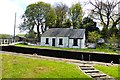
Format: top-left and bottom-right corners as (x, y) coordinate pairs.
(52, 38), (55, 46)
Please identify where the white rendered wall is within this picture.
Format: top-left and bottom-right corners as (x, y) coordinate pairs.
(41, 36), (85, 48)
(56, 37), (68, 48)
(41, 37), (55, 46)
(69, 39), (80, 48)
(80, 34), (85, 48)
(41, 37), (68, 48)
(69, 36), (85, 48)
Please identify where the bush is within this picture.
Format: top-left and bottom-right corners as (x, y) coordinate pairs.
(97, 43), (112, 49)
(108, 34), (118, 48)
(88, 31), (101, 43)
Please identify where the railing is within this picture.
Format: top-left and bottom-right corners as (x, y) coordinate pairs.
(0, 39), (16, 45)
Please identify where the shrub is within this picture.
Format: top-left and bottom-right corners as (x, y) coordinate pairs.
(88, 31), (101, 43)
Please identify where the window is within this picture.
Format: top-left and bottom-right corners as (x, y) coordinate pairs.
(45, 38), (49, 44)
(59, 38), (63, 45)
(73, 39), (78, 46)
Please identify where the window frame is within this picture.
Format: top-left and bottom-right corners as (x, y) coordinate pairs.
(45, 38), (49, 44)
(59, 38), (63, 45)
(73, 38), (78, 46)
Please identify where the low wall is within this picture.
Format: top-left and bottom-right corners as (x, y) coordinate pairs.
(1, 46), (120, 64)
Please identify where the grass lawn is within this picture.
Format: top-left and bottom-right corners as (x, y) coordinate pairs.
(0, 54), (92, 79)
(15, 43), (117, 54)
(94, 64), (120, 79)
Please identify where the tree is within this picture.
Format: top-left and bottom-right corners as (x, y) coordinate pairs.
(69, 3), (83, 29)
(63, 19), (71, 28)
(54, 2), (68, 28)
(89, 0), (120, 40)
(83, 17), (100, 40)
(118, 26), (120, 47)
(108, 34), (118, 48)
(83, 17), (97, 30)
(19, 2), (56, 42)
(88, 31), (101, 43)
(0, 34), (12, 39)
(45, 8), (57, 29)
(25, 30), (36, 38)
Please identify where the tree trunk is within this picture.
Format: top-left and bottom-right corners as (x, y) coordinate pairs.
(101, 27), (109, 42)
(41, 24), (44, 34)
(37, 25), (40, 42)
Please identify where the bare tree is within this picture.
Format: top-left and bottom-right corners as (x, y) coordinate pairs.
(54, 2), (68, 28)
(89, 0), (120, 39)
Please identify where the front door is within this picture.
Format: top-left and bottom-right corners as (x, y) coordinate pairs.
(52, 38), (55, 46)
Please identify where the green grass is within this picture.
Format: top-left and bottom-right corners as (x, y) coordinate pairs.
(15, 43), (117, 54)
(0, 54), (92, 79)
(94, 64), (120, 79)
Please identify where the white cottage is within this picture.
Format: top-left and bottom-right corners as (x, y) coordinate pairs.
(41, 28), (85, 48)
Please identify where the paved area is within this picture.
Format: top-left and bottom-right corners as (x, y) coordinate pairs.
(1, 52), (118, 80)
(0, 50), (6, 53)
(0, 51), (3, 53)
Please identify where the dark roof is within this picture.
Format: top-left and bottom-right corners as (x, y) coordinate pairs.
(41, 28), (85, 39)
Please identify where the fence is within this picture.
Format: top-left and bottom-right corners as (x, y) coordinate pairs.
(0, 39), (15, 45)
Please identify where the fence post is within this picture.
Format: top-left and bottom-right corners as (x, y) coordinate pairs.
(89, 54), (91, 61)
(82, 54), (84, 61)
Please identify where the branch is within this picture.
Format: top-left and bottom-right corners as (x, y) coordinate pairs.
(112, 16), (120, 28)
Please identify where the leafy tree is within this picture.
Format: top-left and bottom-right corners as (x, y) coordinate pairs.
(83, 17), (100, 40)
(16, 34), (26, 37)
(25, 30), (36, 38)
(69, 3), (83, 29)
(108, 34), (118, 48)
(83, 17), (96, 29)
(63, 19), (71, 28)
(89, 0), (120, 40)
(0, 34), (12, 39)
(88, 31), (101, 43)
(54, 2), (68, 28)
(45, 8), (57, 29)
(19, 2), (56, 41)
(109, 27), (119, 36)
(118, 25), (120, 47)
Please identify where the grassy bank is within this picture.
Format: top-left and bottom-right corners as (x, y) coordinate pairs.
(0, 54), (92, 79)
(15, 44), (117, 54)
(94, 64), (120, 79)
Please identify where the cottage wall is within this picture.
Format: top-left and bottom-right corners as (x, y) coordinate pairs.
(68, 34), (85, 48)
(41, 34), (85, 48)
(41, 37), (55, 46)
(69, 39), (80, 48)
(80, 34), (85, 48)
(56, 37), (68, 48)
(41, 37), (69, 48)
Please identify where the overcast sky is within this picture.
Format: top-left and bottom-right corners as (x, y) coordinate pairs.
(0, 0), (93, 35)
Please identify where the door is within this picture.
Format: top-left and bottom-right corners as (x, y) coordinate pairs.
(52, 38), (55, 46)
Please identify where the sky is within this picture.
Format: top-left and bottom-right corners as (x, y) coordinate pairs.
(0, 0), (92, 35)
